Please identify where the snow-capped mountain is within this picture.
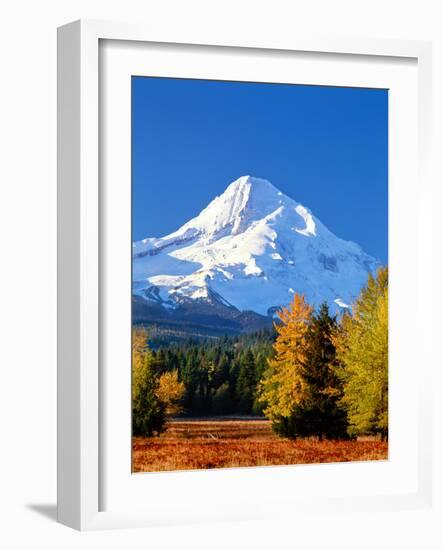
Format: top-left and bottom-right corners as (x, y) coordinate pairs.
(133, 176), (379, 331)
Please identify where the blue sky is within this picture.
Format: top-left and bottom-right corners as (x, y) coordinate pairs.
(132, 77), (388, 263)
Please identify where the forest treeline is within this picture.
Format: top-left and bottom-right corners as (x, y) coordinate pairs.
(133, 267), (388, 441)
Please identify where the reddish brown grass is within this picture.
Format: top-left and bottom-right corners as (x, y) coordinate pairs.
(132, 419), (388, 473)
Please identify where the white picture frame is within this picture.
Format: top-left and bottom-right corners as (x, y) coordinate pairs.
(57, 19), (434, 531)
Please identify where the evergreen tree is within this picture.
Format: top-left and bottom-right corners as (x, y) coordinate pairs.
(228, 358), (241, 405)
(298, 303), (348, 439)
(182, 348), (199, 411)
(150, 348), (167, 375)
(201, 360), (217, 411)
(236, 349), (256, 413)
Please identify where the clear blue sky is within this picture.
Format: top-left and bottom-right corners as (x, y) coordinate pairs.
(132, 77), (388, 263)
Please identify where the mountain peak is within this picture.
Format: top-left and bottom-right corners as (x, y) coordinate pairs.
(226, 175), (282, 197)
(201, 175), (293, 237)
(229, 174), (274, 186)
(133, 175), (380, 320)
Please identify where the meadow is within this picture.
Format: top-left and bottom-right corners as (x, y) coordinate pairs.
(132, 418), (388, 472)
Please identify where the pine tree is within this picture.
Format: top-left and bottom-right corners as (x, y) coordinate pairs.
(236, 349), (256, 413)
(182, 348), (199, 411)
(299, 303), (348, 440)
(334, 267), (388, 439)
(150, 348), (167, 375)
(228, 358), (241, 405)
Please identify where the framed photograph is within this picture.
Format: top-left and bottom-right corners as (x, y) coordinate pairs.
(57, 20), (433, 530)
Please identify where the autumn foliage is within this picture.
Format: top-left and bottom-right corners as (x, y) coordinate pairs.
(258, 295), (347, 439)
(157, 370), (185, 416)
(259, 268), (388, 440)
(258, 294), (313, 429)
(333, 267), (388, 439)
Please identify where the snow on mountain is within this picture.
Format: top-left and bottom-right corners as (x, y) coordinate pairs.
(133, 176), (379, 318)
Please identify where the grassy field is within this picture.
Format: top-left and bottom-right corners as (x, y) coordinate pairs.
(132, 418), (388, 472)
